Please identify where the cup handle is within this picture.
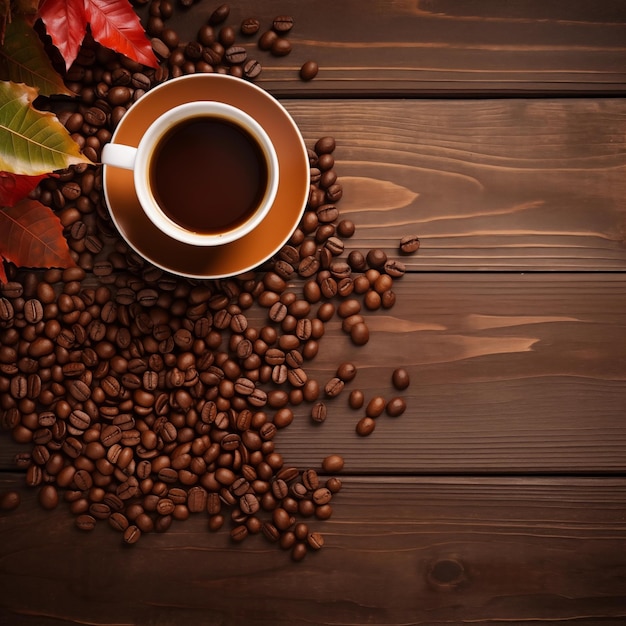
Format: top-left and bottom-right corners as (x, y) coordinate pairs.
(101, 143), (138, 170)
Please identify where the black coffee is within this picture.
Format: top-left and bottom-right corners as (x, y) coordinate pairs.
(150, 116), (268, 234)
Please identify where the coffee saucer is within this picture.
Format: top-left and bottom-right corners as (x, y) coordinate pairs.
(103, 74), (309, 279)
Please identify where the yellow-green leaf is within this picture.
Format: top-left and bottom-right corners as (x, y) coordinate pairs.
(0, 15), (72, 96)
(0, 80), (92, 175)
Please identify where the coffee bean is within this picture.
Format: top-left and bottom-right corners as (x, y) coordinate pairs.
(322, 454), (344, 473)
(188, 486), (208, 513)
(272, 507), (293, 531)
(310, 401), (327, 424)
(273, 15), (294, 33)
(400, 234), (420, 254)
(364, 289), (381, 311)
(336, 362), (357, 383)
(350, 322), (370, 346)
(366, 248), (388, 270)
(240, 17), (260, 35)
(316, 204), (338, 223)
(107, 511), (129, 532)
(348, 389), (365, 410)
(38, 484), (59, 510)
(224, 45), (247, 64)
(366, 396), (386, 418)
(0, 297), (14, 323)
(384, 259), (406, 278)
(386, 397), (407, 417)
(298, 255), (320, 278)
(271, 38), (292, 57)
(258, 30), (277, 51)
(326, 183), (343, 202)
(392, 368), (410, 390)
(324, 377), (344, 398)
(337, 299), (361, 319)
(107, 86), (131, 106)
(300, 61), (318, 81)
(312, 487), (332, 506)
(342, 314), (364, 334)
(315, 137), (336, 155)
(76, 514), (97, 531)
(356, 415), (376, 436)
(230, 524), (248, 542)
(243, 58), (262, 78)
(325, 237), (344, 256)
(123, 525), (141, 544)
(1, 281), (22, 297)
(334, 221), (353, 240)
(209, 4), (230, 25)
(218, 25), (236, 47)
(84, 107), (106, 127)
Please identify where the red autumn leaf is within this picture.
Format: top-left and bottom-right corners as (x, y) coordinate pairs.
(38, 0), (158, 70)
(0, 198), (75, 280)
(0, 171), (51, 206)
(38, 0), (88, 70)
(85, 0), (158, 68)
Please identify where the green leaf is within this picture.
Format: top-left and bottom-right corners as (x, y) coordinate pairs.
(0, 80), (92, 175)
(0, 15), (72, 96)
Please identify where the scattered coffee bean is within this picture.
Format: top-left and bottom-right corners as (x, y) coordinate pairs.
(240, 17), (260, 35)
(300, 61), (318, 81)
(271, 37), (292, 57)
(384, 259), (406, 278)
(348, 389), (365, 410)
(322, 454), (344, 473)
(356, 416), (376, 437)
(336, 362), (357, 383)
(273, 15), (294, 33)
(38, 484), (59, 510)
(258, 30), (278, 51)
(363, 395), (385, 417)
(310, 401), (327, 423)
(75, 514), (97, 531)
(350, 322), (370, 346)
(209, 4), (230, 26)
(392, 368), (410, 390)
(243, 58), (262, 79)
(386, 397), (407, 417)
(400, 234), (420, 254)
(324, 377), (344, 398)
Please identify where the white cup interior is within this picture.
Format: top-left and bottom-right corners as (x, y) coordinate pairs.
(133, 101), (279, 247)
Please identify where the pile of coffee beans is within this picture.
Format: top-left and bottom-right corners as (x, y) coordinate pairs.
(0, 2), (419, 562)
(140, 1), (317, 83)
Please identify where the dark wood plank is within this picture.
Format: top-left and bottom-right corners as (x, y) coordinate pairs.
(2, 274), (625, 473)
(1, 475), (625, 625)
(269, 273), (626, 474)
(283, 98), (626, 270)
(151, 0), (626, 97)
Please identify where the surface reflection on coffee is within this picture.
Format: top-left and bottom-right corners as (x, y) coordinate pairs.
(149, 116), (268, 234)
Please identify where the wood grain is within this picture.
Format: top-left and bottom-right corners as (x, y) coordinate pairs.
(0, 3), (624, 623)
(1, 475), (625, 625)
(2, 274), (624, 473)
(154, 0), (626, 97)
(283, 98), (626, 270)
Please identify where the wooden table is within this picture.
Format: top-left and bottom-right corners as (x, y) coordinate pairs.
(1, 1), (626, 623)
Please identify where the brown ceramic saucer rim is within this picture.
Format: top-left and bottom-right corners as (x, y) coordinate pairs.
(102, 74), (309, 279)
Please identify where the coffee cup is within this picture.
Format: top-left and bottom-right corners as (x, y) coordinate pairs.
(101, 101), (279, 247)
